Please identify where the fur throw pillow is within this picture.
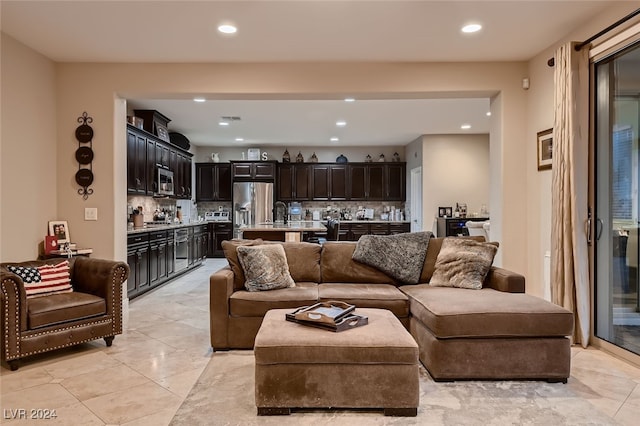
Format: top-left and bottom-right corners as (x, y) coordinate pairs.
(237, 244), (295, 292)
(430, 238), (498, 289)
(352, 231), (432, 284)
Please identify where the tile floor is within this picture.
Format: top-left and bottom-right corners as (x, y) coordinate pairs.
(1, 259), (640, 425)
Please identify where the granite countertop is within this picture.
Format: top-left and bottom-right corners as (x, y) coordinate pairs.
(127, 221), (211, 235)
(242, 221), (327, 232)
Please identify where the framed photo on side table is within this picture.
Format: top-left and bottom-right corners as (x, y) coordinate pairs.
(438, 207), (453, 218)
(48, 220), (70, 245)
(537, 128), (553, 171)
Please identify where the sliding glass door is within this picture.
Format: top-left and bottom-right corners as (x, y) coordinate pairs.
(594, 41), (640, 356)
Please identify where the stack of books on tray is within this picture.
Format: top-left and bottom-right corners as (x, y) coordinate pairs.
(285, 301), (368, 332)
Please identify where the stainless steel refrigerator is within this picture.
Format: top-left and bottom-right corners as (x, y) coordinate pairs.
(233, 182), (274, 238)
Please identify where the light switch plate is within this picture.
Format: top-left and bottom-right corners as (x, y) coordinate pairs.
(85, 207), (98, 221)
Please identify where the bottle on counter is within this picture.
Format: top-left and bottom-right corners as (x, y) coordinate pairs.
(176, 206), (182, 223)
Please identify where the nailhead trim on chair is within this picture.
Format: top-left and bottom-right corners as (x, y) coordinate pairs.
(2, 277), (20, 360)
(14, 318), (112, 359)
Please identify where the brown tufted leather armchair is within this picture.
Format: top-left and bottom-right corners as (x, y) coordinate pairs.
(1, 257), (129, 370)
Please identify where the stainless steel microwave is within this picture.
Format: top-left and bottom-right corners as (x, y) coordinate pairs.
(157, 167), (174, 196)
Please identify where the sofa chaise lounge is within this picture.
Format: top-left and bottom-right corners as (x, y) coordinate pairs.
(210, 237), (574, 382)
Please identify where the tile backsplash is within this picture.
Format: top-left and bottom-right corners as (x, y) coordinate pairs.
(128, 196), (408, 224)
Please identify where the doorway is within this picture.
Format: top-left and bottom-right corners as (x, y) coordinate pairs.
(594, 39), (640, 356)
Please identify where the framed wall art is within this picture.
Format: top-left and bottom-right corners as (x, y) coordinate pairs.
(537, 128), (553, 171)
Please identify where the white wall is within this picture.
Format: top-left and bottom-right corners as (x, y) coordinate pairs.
(421, 134), (490, 233)
(1, 34), (57, 261)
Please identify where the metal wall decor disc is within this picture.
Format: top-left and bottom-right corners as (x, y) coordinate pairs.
(75, 146), (94, 164)
(75, 124), (94, 142)
(75, 169), (94, 186)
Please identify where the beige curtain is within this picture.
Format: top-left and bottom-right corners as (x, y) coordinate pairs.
(551, 42), (590, 347)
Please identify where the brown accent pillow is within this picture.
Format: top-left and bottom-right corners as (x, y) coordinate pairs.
(222, 239), (264, 290)
(430, 237), (498, 289)
(236, 244), (295, 292)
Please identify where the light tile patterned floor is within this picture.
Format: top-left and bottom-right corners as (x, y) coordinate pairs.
(1, 259), (639, 425)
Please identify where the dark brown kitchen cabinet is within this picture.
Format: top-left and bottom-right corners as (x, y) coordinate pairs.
(175, 152), (192, 199)
(127, 124), (192, 199)
(348, 164), (367, 200)
(311, 164), (347, 200)
(389, 223), (411, 234)
(146, 139), (158, 195)
(386, 163), (406, 201)
(367, 164), (385, 200)
(232, 161), (276, 181)
(347, 223), (369, 241)
(196, 163), (232, 202)
(345, 163), (404, 201)
(191, 225), (208, 263)
(341, 221), (410, 241)
(127, 129), (147, 194)
(209, 222), (233, 258)
(148, 231), (168, 286)
(126, 233), (150, 298)
(277, 163), (311, 201)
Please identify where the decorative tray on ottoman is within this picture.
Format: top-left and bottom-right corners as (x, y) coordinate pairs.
(285, 301), (369, 332)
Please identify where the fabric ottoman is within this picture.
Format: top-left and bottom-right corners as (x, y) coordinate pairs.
(254, 308), (419, 416)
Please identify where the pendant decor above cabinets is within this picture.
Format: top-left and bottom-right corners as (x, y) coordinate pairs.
(75, 112), (94, 200)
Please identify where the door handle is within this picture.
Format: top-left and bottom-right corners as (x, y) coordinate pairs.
(587, 207), (592, 245)
(596, 218), (604, 241)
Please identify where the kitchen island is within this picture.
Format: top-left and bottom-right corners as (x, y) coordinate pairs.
(240, 221), (327, 242)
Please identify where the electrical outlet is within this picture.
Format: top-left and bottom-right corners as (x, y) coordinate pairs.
(85, 207), (98, 221)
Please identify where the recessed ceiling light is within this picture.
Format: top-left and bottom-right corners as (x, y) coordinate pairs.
(336, 120), (347, 127)
(218, 121), (229, 126)
(486, 111), (492, 116)
(235, 137), (244, 142)
(344, 98), (355, 102)
(330, 137), (339, 142)
(193, 97), (206, 103)
(218, 24), (237, 34)
(461, 24), (482, 33)
(461, 124), (472, 130)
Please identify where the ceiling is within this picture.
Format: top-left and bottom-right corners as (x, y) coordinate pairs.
(1, 1), (621, 147)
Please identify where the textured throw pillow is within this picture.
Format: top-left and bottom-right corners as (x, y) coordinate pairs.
(237, 244), (295, 292)
(430, 238), (498, 289)
(7, 260), (73, 298)
(352, 231), (432, 284)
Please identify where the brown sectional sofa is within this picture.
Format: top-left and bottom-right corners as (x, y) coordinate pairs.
(209, 238), (574, 382)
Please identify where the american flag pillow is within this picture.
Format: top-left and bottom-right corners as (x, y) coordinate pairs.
(7, 261), (73, 298)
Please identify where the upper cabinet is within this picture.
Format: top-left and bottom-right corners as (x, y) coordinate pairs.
(277, 163), (311, 201)
(231, 161), (276, 181)
(195, 163), (232, 202)
(126, 124), (192, 198)
(127, 128), (147, 194)
(386, 163), (406, 201)
(310, 164), (347, 201)
(281, 162), (405, 202)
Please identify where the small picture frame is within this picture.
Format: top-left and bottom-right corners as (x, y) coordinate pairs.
(537, 128), (553, 171)
(439, 207), (453, 218)
(48, 220), (70, 245)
